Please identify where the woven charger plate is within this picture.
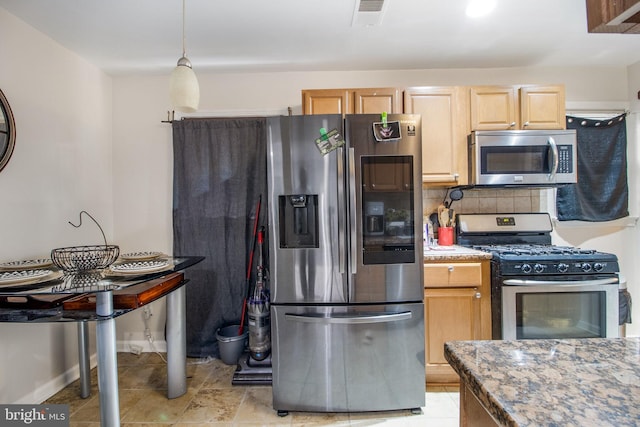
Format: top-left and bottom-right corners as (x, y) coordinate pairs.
(0, 270), (63, 287)
(109, 260), (170, 275)
(0, 259), (53, 271)
(119, 251), (163, 261)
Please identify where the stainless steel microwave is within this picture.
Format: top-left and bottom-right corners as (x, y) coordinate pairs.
(468, 130), (577, 186)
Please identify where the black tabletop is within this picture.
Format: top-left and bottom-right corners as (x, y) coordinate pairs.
(0, 256), (204, 296)
(0, 256), (204, 323)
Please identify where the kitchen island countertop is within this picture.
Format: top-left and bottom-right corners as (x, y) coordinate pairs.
(445, 338), (640, 426)
(423, 244), (492, 262)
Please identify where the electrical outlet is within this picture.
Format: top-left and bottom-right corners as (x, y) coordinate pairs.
(129, 344), (143, 355)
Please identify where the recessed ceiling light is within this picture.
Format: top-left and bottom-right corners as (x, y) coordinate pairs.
(466, 0), (497, 18)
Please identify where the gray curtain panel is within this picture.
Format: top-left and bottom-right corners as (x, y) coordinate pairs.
(556, 114), (628, 221)
(172, 117), (267, 358)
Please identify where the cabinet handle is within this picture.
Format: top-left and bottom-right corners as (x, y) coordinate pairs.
(523, 121), (530, 127)
(475, 292), (481, 299)
(509, 122), (516, 127)
(448, 265), (454, 272)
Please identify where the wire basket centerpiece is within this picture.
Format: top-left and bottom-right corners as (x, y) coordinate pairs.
(51, 211), (120, 272)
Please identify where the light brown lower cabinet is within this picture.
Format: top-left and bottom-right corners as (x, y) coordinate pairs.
(423, 260), (491, 385)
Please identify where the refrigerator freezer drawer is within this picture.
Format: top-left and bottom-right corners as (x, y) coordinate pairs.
(271, 303), (425, 413)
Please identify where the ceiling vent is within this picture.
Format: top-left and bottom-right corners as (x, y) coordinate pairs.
(352, 0), (388, 26)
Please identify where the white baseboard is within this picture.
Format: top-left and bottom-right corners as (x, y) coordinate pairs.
(118, 339), (167, 353)
(15, 353), (98, 404)
(15, 340), (168, 404)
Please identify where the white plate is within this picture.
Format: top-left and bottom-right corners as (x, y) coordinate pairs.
(0, 269), (56, 286)
(120, 251), (163, 261)
(0, 259), (53, 271)
(110, 260), (170, 274)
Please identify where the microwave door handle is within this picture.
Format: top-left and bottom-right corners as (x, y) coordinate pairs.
(547, 136), (559, 181)
(337, 146), (346, 274)
(503, 277), (618, 286)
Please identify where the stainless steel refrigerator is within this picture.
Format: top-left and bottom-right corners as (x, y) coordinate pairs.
(267, 114), (425, 414)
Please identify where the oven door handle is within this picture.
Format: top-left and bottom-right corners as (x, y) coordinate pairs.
(503, 277), (618, 286)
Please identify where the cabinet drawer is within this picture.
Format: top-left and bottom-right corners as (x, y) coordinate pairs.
(424, 263), (482, 287)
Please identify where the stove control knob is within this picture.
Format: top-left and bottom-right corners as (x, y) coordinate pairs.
(594, 263), (604, 272)
(521, 264), (532, 274)
(581, 263), (592, 272)
(534, 263), (545, 273)
(557, 263), (569, 273)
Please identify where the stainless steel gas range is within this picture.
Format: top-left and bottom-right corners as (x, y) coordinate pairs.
(457, 213), (620, 340)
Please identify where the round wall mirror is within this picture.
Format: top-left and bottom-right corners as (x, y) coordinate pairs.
(0, 89), (16, 173)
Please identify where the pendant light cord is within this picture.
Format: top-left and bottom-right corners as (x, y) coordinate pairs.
(181, 0), (186, 58)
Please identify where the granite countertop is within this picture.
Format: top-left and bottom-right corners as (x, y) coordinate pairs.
(423, 244), (492, 262)
(445, 338), (640, 427)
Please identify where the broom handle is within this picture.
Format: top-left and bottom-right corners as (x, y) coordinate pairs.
(239, 195), (261, 335)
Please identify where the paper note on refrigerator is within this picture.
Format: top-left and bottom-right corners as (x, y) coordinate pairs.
(314, 128), (345, 155)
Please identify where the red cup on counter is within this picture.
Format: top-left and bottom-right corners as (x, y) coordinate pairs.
(438, 227), (454, 246)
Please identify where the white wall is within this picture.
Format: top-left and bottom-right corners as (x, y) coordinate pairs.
(0, 8), (112, 403)
(2, 5), (639, 405)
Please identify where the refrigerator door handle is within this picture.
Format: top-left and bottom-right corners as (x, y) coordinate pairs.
(337, 147), (346, 274)
(348, 147), (358, 275)
(284, 311), (412, 324)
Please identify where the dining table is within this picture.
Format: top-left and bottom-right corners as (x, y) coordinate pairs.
(0, 255), (205, 427)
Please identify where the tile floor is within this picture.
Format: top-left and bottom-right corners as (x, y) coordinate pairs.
(45, 352), (460, 426)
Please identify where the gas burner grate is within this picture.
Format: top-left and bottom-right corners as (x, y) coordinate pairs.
(471, 244), (600, 258)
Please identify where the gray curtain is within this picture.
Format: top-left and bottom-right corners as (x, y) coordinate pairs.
(556, 114), (628, 221)
(172, 117), (267, 358)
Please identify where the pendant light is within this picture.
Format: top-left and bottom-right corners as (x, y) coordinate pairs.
(170, 0), (199, 112)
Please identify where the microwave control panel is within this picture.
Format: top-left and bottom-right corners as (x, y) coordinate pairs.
(558, 145), (573, 173)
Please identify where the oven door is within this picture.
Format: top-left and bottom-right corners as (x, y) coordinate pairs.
(501, 277), (619, 340)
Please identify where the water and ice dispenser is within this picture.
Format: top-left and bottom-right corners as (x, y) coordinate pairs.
(278, 194), (319, 248)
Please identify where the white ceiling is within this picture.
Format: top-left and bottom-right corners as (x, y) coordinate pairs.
(1, 0), (639, 76)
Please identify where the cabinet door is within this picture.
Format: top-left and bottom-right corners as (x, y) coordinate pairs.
(353, 88), (401, 114)
(302, 89), (351, 115)
(469, 86), (518, 131)
(470, 85), (566, 130)
(519, 85), (566, 130)
(404, 87), (469, 186)
(424, 287), (481, 383)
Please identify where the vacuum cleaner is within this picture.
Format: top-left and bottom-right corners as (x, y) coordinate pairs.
(233, 227), (272, 385)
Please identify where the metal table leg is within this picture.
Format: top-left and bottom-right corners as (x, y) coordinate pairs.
(77, 320), (91, 398)
(166, 285), (187, 398)
(96, 291), (120, 427)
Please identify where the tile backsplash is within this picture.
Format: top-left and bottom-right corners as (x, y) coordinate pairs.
(422, 188), (549, 218)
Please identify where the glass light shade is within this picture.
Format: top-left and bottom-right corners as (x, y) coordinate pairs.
(170, 62), (200, 113)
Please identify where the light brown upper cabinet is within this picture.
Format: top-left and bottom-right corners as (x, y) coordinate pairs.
(352, 88), (401, 114)
(519, 85), (566, 129)
(469, 85), (566, 131)
(302, 88), (401, 115)
(404, 86), (470, 186)
(301, 89), (351, 115)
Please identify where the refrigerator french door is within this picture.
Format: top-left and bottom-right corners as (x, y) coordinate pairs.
(267, 114), (425, 413)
